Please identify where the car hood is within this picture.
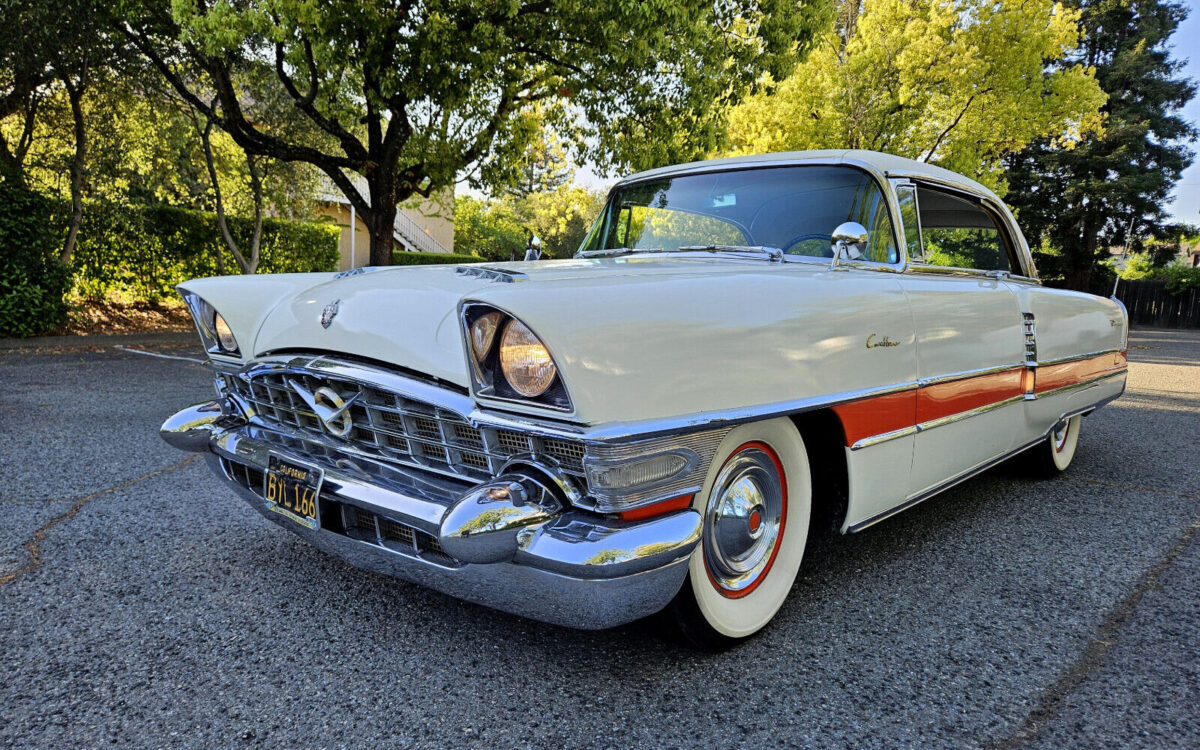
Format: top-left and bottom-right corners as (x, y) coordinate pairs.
(181, 255), (898, 426)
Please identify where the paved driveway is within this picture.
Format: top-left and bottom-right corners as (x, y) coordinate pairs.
(1, 330), (1197, 748)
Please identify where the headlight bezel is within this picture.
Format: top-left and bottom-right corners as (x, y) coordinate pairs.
(460, 302), (572, 412)
(181, 292), (241, 358)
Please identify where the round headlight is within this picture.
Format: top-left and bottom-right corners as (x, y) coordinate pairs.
(213, 312), (238, 353)
(499, 320), (557, 397)
(470, 312), (503, 361)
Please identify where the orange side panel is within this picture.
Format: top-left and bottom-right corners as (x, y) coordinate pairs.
(1035, 352), (1127, 394)
(916, 368), (1025, 423)
(832, 389), (917, 446)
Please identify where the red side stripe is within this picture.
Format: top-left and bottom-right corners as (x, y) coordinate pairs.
(916, 368), (1024, 423)
(831, 390), (917, 446)
(1035, 352), (1127, 394)
(832, 354), (1126, 447)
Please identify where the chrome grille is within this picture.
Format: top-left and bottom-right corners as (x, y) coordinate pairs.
(220, 369), (586, 483)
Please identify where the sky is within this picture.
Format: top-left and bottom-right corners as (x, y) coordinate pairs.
(1164, 0), (1200, 226)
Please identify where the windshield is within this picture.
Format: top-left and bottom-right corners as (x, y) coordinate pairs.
(578, 165), (899, 263)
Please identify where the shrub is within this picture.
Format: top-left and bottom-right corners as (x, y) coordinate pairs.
(392, 250), (485, 266)
(0, 180), (72, 337)
(69, 201), (340, 302)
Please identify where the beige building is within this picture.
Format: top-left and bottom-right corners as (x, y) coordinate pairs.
(316, 177), (455, 271)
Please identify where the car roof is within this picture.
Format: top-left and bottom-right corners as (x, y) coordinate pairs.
(616, 149), (1000, 203)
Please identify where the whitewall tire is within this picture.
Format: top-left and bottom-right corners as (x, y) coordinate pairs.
(1017, 414), (1083, 478)
(669, 418), (811, 648)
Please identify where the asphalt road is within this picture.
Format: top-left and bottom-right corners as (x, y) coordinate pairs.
(1, 330), (1197, 749)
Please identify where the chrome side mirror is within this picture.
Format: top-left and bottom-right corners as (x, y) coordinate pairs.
(830, 222), (869, 266)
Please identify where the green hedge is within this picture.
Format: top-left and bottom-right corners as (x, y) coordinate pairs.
(0, 180), (72, 337)
(392, 250), (485, 265)
(70, 201), (340, 302)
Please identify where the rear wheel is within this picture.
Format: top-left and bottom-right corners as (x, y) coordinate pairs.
(1017, 414), (1082, 478)
(669, 419), (811, 649)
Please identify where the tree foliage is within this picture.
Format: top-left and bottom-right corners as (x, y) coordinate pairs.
(0, 177), (72, 337)
(1004, 0), (1196, 290)
(724, 0), (1107, 191)
(455, 185), (605, 261)
(122, 0), (830, 265)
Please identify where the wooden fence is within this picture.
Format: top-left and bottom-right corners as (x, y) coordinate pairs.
(1112, 279), (1200, 329)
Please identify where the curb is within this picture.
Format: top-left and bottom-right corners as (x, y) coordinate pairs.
(0, 331), (198, 353)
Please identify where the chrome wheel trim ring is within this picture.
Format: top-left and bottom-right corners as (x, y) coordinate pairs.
(703, 445), (785, 595)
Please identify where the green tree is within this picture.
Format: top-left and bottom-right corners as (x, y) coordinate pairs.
(122, 0), (829, 266)
(504, 125), (574, 199)
(454, 196), (527, 262)
(724, 0), (1107, 192)
(1003, 0), (1196, 290)
(517, 185), (605, 258)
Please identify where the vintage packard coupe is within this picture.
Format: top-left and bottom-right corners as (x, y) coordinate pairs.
(162, 150), (1128, 647)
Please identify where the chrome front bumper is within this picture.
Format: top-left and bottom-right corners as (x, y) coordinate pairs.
(161, 401), (701, 630)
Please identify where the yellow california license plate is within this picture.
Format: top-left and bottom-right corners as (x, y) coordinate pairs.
(264, 455), (322, 530)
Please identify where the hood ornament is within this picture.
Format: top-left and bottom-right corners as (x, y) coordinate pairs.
(320, 299), (340, 329)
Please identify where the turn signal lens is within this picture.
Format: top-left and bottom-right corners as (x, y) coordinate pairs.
(213, 312), (238, 353)
(587, 452), (693, 490)
(499, 319), (557, 397)
(470, 312), (503, 361)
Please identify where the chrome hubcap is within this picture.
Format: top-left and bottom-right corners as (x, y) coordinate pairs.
(704, 446), (785, 595)
(1053, 420), (1070, 453)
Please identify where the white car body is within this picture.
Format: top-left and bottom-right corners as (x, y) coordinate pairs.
(162, 150), (1128, 635)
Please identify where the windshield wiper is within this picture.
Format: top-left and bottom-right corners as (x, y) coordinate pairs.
(676, 244), (784, 262)
(577, 247), (662, 258)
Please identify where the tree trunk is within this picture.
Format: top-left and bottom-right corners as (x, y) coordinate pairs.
(366, 174), (398, 266)
(60, 84), (86, 265)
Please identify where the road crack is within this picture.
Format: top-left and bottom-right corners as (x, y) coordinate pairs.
(986, 516), (1200, 749)
(0, 455), (199, 588)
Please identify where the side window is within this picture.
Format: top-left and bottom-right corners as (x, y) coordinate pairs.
(916, 187), (1012, 272)
(848, 180), (899, 264)
(895, 184), (922, 261)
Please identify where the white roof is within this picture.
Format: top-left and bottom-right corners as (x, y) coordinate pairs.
(617, 149), (1000, 203)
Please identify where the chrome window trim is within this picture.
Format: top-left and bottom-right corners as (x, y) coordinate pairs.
(891, 179), (925, 262)
(885, 171), (1038, 279)
(594, 157), (910, 273)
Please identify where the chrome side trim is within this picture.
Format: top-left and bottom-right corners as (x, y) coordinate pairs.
(849, 394), (1025, 451)
(915, 395), (1025, 433)
(850, 425), (918, 451)
(847, 432), (1049, 533)
(917, 362), (1025, 387)
(579, 380), (920, 443)
(847, 387), (1125, 533)
(1035, 370), (1126, 399)
(1035, 348), (1122, 367)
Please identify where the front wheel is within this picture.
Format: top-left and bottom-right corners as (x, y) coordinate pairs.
(668, 419), (811, 649)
